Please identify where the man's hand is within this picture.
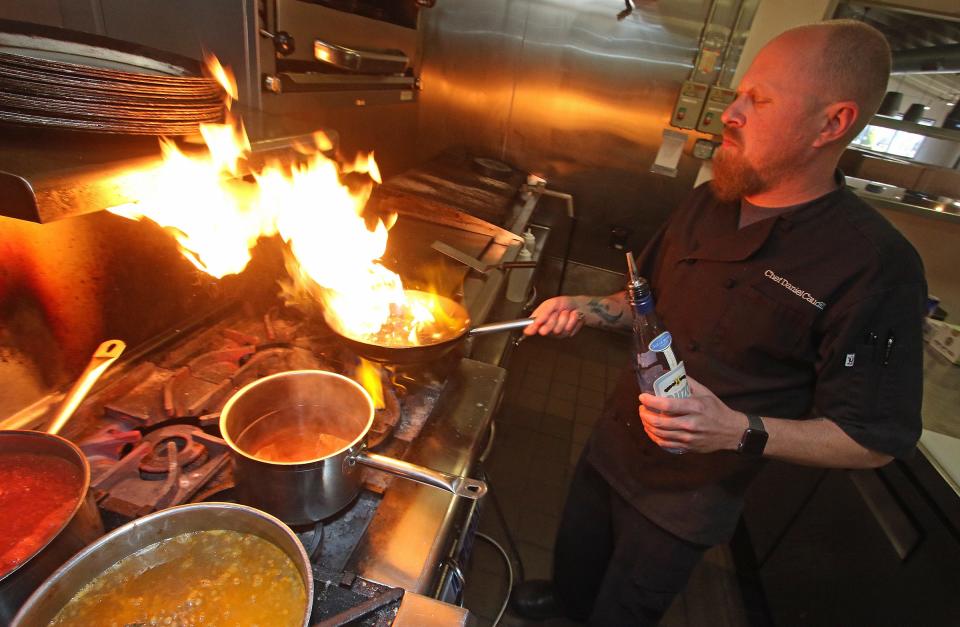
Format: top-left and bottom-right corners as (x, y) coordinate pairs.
(524, 292), (632, 337)
(638, 375), (747, 454)
(524, 296), (586, 338)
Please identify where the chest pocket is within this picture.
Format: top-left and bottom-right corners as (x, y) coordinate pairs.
(716, 281), (819, 369)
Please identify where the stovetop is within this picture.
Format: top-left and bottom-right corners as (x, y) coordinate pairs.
(58, 302), (496, 622)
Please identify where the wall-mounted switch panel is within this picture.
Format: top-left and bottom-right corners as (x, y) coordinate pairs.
(671, 81), (708, 130)
(696, 86), (736, 135)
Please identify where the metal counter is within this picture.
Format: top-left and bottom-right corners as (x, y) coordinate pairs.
(349, 357), (505, 597)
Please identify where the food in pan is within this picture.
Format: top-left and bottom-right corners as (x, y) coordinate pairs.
(235, 409), (353, 463)
(47, 529), (306, 627)
(0, 452), (84, 577)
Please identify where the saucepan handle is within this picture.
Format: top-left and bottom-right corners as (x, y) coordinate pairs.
(467, 318), (535, 337)
(47, 339), (126, 435)
(350, 451), (487, 500)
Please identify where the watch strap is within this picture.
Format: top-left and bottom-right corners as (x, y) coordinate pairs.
(737, 413), (768, 456)
(745, 413), (764, 432)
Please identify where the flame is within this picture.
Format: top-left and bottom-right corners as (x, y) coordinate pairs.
(108, 56), (446, 347)
(204, 54), (238, 107)
(356, 358), (385, 410)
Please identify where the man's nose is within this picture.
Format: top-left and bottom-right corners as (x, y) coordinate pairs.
(721, 95), (745, 127)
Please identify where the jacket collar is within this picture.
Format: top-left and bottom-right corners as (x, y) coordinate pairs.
(682, 170), (846, 262)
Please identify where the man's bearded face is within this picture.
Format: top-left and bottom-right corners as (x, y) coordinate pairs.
(710, 130), (766, 202)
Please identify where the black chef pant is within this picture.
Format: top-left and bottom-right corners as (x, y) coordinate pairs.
(553, 453), (708, 626)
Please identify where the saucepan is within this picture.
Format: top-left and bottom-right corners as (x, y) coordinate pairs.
(325, 289), (533, 365)
(0, 340), (124, 624)
(220, 369), (488, 524)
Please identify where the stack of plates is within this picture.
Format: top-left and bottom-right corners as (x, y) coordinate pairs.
(0, 19), (225, 135)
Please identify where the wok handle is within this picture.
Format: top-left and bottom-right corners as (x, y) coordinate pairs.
(47, 339), (126, 435)
(467, 318), (535, 337)
(351, 451), (487, 500)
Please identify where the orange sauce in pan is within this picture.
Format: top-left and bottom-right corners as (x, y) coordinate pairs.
(236, 412), (352, 462)
(47, 530), (306, 627)
(0, 452), (84, 578)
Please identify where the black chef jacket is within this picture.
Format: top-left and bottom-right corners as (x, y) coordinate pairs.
(588, 176), (926, 545)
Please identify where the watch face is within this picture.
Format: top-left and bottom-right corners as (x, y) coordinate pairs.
(739, 428), (769, 456)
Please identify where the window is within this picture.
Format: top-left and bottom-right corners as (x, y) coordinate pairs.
(852, 115), (934, 159)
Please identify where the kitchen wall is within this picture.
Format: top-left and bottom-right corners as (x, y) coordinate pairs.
(415, 0), (755, 274)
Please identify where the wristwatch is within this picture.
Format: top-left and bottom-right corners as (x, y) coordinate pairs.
(737, 413), (768, 456)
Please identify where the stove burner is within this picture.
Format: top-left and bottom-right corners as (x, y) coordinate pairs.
(90, 425), (231, 528)
(138, 428), (208, 477)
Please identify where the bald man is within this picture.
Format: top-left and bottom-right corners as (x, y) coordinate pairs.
(511, 20), (926, 626)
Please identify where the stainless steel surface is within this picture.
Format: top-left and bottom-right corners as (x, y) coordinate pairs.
(47, 339), (124, 434)
(351, 358), (505, 595)
(352, 450), (487, 500)
(466, 318), (535, 336)
(313, 39), (409, 74)
(391, 590), (478, 627)
(11, 502), (313, 627)
(220, 370), (487, 524)
(417, 0), (749, 271)
(0, 431), (104, 625)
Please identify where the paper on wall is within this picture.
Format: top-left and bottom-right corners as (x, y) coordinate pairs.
(650, 129), (688, 178)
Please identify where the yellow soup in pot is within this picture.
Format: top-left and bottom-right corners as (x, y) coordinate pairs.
(48, 530), (306, 627)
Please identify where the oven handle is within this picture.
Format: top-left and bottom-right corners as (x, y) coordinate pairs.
(313, 40), (409, 74)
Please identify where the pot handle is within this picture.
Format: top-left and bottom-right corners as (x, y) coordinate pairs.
(47, 339), (126, 435)
(467, 318), (535, 337)
(350, 450), (487, 500)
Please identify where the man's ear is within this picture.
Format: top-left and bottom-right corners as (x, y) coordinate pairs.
(813, 100), (859, 147)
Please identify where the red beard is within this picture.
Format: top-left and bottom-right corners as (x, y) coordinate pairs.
(710, 142), (765, 202)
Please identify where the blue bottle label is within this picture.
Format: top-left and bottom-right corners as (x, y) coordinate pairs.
(648, 331), (672, 352)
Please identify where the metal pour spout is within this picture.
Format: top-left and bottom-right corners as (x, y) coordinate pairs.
(625, 252), (648, 305)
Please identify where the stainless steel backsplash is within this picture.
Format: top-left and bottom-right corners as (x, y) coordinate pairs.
(416, 0), (749, 270)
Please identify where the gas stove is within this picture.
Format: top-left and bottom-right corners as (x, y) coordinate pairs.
(60, 302), (504, 621)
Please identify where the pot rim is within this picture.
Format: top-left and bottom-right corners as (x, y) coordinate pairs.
(0, 430), (92, 584)
(219, 369), (375, 466)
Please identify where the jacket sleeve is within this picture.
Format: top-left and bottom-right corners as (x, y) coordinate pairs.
(812, 280), (927, 459)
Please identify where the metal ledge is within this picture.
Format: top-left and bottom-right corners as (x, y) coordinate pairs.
(0, 108), (339, 223)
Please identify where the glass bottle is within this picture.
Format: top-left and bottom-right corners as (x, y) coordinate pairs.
(626, 253), (690, 452)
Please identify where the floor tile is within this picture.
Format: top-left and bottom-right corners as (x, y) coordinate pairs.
(544, 396), (576, 420)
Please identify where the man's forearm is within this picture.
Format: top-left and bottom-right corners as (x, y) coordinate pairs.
(760, 416), (893, 469)
(574, 292), (632, 332)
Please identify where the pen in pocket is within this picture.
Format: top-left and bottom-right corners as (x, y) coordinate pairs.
(882, 332), (895, 366)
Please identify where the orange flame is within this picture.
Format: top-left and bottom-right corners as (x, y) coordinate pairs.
(204, 53), (238, 107)
(356, 358), (385, 410)
(108, 56), (442, 346)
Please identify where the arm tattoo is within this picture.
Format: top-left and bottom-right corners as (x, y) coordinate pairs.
(586, 298), (623, 327)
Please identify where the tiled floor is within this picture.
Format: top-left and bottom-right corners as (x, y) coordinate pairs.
(463, 327), (750, 627)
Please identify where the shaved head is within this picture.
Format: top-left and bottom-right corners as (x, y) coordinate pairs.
(776, 20), (891, 141)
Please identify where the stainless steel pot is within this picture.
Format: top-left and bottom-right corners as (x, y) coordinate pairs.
(0, 339), (124, 624)
(219, 370), (487, 524)
(11, 502), (313, 627)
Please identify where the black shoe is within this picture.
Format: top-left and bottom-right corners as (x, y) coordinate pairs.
(510, 579), (565, 621)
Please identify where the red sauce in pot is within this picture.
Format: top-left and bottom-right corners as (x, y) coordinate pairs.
(0, 452), (84, 578)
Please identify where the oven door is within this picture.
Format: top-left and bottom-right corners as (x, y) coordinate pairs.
(270, 0), (423, 71)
